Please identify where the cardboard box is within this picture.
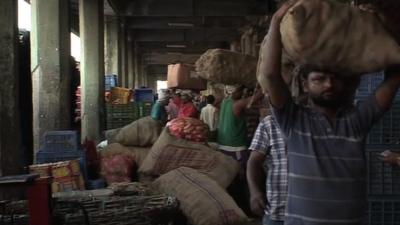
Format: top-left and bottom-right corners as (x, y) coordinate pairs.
(167, 64), (207, 90)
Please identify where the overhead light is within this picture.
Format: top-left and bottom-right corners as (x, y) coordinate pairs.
(166, 44), (187, 48)
(168, 22), (194, 27)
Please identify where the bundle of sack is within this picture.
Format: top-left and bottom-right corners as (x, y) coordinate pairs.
(101, 116), (162, 185)
(277, 0), (400, 75)
(195, 49), (258, 87)
(100, 116), (248, 225)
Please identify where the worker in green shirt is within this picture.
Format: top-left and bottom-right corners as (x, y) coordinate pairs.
(217, 85), (263, 214)
(218, 85), (263, 161)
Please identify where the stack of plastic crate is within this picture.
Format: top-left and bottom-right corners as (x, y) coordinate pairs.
(134, 88), (154, 103)
(356, 72), (400, 225)
(75, 86), (81, 123)
(35, 130), (87, 180)
(106, 103), (139, 129)
(105, 101), (154, 129)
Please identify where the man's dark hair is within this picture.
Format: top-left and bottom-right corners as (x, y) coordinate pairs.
(297, 64), (319, 80)
(206, 95), (215, 104)
(297, 64), (343, 80)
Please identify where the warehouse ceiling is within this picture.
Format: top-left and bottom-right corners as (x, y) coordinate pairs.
(110, 0), (274, 71)
(69, 0), (276, 76)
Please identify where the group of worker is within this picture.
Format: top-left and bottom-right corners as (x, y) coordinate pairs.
(150, 86), (264, 147)
(150, 3), (400, 225)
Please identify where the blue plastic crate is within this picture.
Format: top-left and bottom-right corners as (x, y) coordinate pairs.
(366, 149), (400, 196)
(36, 149), (87, 180)
(134, 88), (154, 102)
(42, 130), (80, 152)
(105, 74), (118, 91)
(356, 72), (384, 98)
(367, 199), (400, 225)
(355, 101), (400, 145)
(356, 72), (400, 99)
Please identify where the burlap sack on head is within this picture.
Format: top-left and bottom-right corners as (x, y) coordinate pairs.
(139, 128), (239, 188)
(207, 81), (226, 103)
(195, 49), (258, 87)
(100, 143), (150, 168)
(280, 0), (400, 75)
(114, 116), (162, 147)
(152, 167), (248, 225)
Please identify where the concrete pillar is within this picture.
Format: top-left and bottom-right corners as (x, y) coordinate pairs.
(127, 34), (135, 89)
(147, 75), (156, 91)
(31, 0), (71, 153)
(104, 16), (121, 79)
(134, 43), (140, 88)
(252, 33), (259, 57)
(230, 40), (241, 52)
(80, 0), (105, 143)
(120, 20), (128, 88)
(136, 54), (143, 88)
(242, 30), (253, 55)
(0, 0), (22, 176)
(140, 58), (147, 87)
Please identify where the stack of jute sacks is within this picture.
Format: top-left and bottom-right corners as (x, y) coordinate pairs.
(102, 116), (249, 225)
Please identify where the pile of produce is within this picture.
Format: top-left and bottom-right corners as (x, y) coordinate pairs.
(167, 118), (209, 142)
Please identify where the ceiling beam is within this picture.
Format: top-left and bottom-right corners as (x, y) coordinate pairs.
(128, 16), (248, 29)
(132, 28), (238, 42)
(143, 52), (200, 65)
(147, 64), (168, 75)
(136, 41), (226, 53)
(111, 0), (272, 16)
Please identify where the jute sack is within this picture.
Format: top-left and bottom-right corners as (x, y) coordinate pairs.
(104, 128), (121, 144)
(195, 49), (258, 87)
(152, 167), (248, 225)
(100, 143), (150, 168)
(139, 129), (239, 188)
(100, 153), (134, 184)
(280, 0), (400, 74)
(207, 81), (226, 103)
(114, 116), (162, 147)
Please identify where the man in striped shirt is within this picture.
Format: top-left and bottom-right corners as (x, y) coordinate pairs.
(247, 115), (287, 225)
(257, 2), (400, 225)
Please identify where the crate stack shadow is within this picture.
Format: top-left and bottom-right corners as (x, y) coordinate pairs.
(356, 72), (400, 225)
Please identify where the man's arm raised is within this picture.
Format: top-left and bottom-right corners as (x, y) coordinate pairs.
(257, 2), (294, 109)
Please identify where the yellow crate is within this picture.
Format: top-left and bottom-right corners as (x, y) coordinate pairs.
(110, 87), (133, 104)
(51, 160), (81, 179)
(52, 175), (85, 193)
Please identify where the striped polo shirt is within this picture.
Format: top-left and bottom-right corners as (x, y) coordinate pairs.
(271, 95), (385, 225)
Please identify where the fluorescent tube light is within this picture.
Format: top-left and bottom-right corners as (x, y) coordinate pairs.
(168, 22), (194, 27)
(166, 44), (187, 48)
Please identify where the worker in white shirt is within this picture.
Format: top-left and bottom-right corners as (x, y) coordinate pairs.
(200, 95), (219, 142)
